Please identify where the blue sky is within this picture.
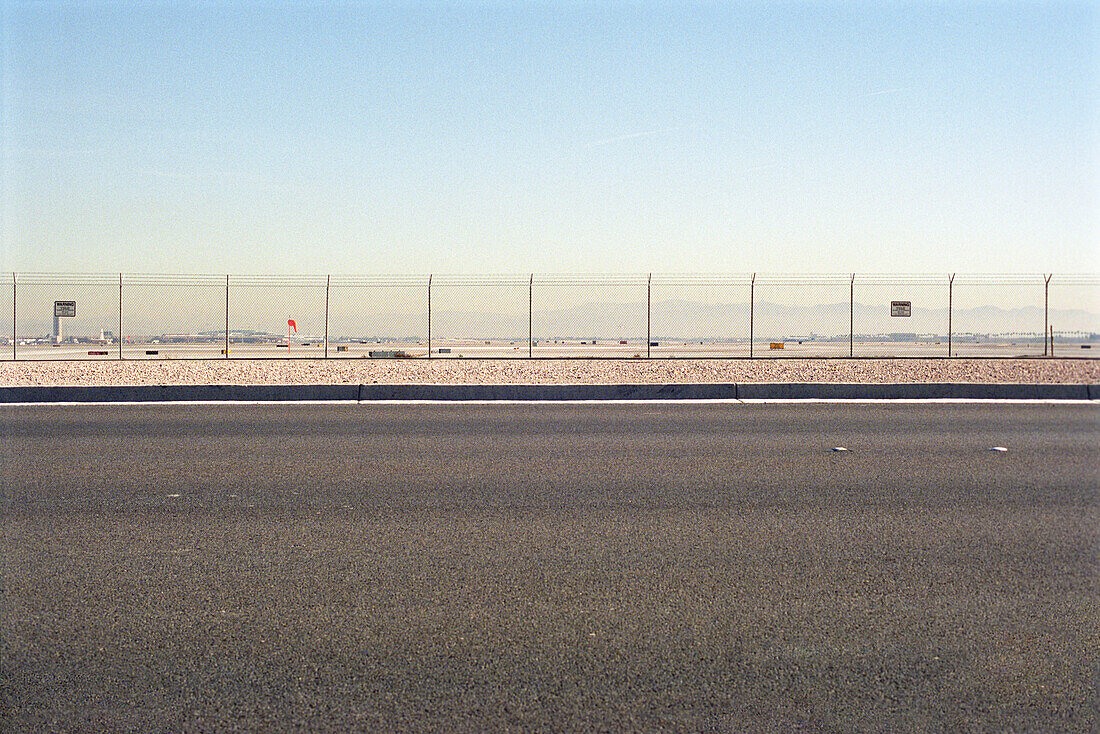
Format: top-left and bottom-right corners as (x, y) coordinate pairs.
(2, 1), (1097, 274)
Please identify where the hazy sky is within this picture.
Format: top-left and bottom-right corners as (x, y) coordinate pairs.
(2, 1), (1097, 275)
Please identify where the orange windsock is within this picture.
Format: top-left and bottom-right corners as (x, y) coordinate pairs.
(288, 319), (297, 333)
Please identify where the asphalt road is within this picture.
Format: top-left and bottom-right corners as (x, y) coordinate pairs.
(2, 403), (1097, 732)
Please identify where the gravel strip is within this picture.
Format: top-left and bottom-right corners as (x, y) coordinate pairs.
(1, 358), (1097, 386)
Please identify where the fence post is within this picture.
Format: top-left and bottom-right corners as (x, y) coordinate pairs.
(225, 274), (230, 359)
(11, 273), (16, 360)
(119, 273), (123, 360)
(849, 273), (855, 358)
(647, 273), (652, 359)
(749, 273), (755, 358)
(324, 275), (330, 359)
(427, 274), (432, 359)
(948, 273), (954, 358)
(528, 274), (533, 359)
(1044, 273), (1052, 357)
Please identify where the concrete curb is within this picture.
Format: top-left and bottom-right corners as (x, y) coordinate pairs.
(356, 383), (743, 401)
(0, 383), (1096, 403)
(0, 384), (359, 403)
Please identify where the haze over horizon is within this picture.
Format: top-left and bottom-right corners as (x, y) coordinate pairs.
(2, 1), (1097, 275)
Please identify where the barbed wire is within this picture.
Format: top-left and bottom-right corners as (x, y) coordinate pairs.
(7, 272), (1096, 286)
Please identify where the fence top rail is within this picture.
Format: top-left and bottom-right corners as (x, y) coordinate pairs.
(431, 274), (532, 287)
(5, 272), (1098, 287)
(950, 273), (1082, 286)
(125, 274), (227, 287)
(330, 275), (430, 287)
(228, 274), (329, 287)
(534, 274), (650, 286)
(1041, 274), (1100, 286)
(10, 272), (124, 286)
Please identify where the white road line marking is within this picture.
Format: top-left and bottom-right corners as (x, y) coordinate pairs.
(1, 399), (1095, 406)
(0, 400), (363, 406)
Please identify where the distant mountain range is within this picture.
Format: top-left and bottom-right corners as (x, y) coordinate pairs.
(424, 300), (1100, 341)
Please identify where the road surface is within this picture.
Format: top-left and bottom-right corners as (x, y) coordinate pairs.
(2, 403), (1097, 731)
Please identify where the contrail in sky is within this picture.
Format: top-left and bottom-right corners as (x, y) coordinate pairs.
(2, 146), (91, 158)
(586, 127), (680, 148)
(140, 167), (265, 182)
(861, 87), (907, 97)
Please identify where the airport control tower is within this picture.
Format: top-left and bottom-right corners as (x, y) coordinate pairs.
(53, 313), (62, 344)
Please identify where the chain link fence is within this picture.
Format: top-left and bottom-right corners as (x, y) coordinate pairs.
(948, 275), (1048, 358)
(430, 275), (528, 358)
(328, 276), (427, 357)
(4, 273), (1097, 360)
(11, 273), (122, 360)
(121, 274), (227, 359)
(750, 274), (852, 358)
(534, 274), (649, 357)
(651, 275), (751, 358)
(853, 275), (951, 358)
(1047, 274), (1100, 357)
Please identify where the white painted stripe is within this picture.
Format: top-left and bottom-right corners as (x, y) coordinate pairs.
(0, 400), (363, 406)
(735, 398), (1096, 405)
(352, 398), (1095, 405)
(0, 398), (1095, 407)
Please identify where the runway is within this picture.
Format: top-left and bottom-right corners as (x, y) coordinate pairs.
(8, 337), (1093, 360)
(2, 404), (1097, 731)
